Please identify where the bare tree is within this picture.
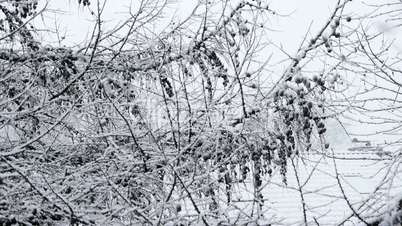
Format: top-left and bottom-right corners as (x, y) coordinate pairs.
(1, 0), (402, 225)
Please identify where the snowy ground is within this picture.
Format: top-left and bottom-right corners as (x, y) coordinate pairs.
(259, 151), (400, 225)
(177, 148), (401, 225)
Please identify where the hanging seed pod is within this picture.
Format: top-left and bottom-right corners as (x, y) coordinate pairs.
(255, 174), (262, 187)
(334, 18), (340, 26)
(334, 32), (341, 38)
(303, 120), (310, 130)
(317, 121), (325, 128)
(160, 76), (174, 97)
(303, 79), (311, 89)
(318, 127), (327, 134)
(302, 106), (310, 117)
(295, 76), (303, 84)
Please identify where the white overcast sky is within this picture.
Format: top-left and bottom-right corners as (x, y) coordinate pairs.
(35, 0), (401, 55)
